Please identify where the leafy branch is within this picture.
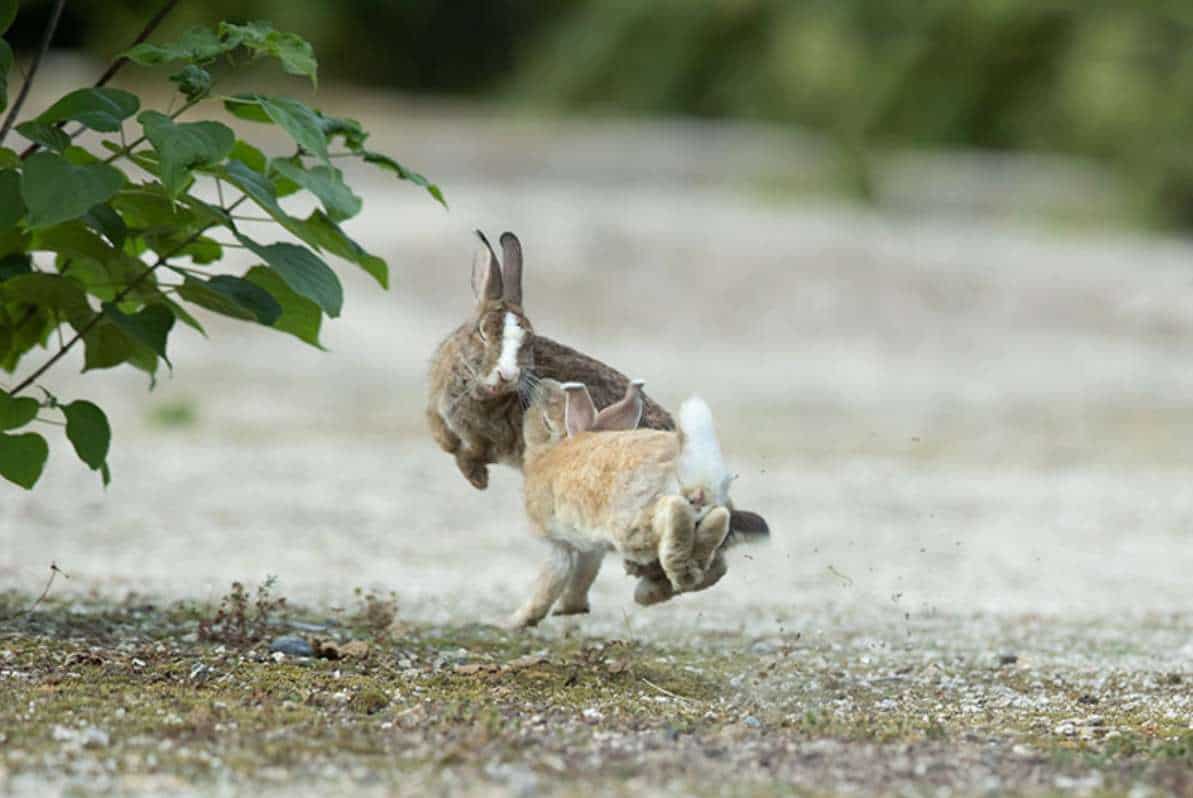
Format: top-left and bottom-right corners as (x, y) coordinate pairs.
(0, 10), (446, 489)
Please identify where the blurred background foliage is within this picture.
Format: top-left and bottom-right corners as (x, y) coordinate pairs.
(8, 0), (1193, 229)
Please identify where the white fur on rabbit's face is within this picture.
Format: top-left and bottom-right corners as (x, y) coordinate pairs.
(466, 231), (533, 400)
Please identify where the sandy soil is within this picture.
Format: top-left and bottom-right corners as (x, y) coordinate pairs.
(2, 101), (1192, 795)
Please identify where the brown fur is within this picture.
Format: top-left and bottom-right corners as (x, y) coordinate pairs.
(509, 382), (730, 628)
(426, 232), (769, 612)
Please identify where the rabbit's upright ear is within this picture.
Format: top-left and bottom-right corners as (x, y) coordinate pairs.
(592, 379), (645, 431)
(561, 382), (597, 437)
(471, 231), (503, 302)
(499, 232), (523, 306)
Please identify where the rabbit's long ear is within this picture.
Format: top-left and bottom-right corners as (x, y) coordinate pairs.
(471, 231), (503, 302)
(592, 379), (645, 431)
(499, 232), (523, 306)
(562, 382), (597, 437)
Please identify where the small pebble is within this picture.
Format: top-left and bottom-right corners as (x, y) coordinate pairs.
(998, 653), (1018, 666)
(744, 715), (762, 728)
(269, 636), (313, 658)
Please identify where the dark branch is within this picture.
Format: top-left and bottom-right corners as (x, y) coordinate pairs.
(18, 0), (183, 159)
(10, 196), (249, 396)
(0, 0), (68, 146)
(94, 0), (182, 89)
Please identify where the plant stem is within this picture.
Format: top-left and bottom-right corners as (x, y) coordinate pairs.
(0, 0), (68, 146)
(92, 0), (182, 89)
(18, 0), (182, 159)
(102, 100), (196, 166)
(9, 196), (249, 396)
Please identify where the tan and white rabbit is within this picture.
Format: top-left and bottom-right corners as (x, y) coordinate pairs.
(559, 380), (733, 607)
(510, 379), (733, 628)
(426, 231), (770, 545)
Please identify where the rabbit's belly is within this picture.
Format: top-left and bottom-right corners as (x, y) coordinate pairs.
(544, 518), (610, 553)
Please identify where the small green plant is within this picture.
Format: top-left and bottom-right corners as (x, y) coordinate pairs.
(0, 1), (443, 489)
(196, 576), (286, 645)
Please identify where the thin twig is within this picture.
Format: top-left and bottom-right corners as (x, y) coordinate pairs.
(641, 677), (698, 705)
(0, 0), (68, 146)
(34, 416), (65, 427)
(92, 0), (182, 89)
(9, 196), (249, 396)
(26, 562), (69, 616)
(19, 0), (183, 158)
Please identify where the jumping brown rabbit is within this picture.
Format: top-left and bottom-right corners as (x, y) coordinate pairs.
(510, 379), (732, 628)
(425, 231), (769, 533)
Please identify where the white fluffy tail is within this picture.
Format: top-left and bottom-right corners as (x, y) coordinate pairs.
(677, 397), (732, 504)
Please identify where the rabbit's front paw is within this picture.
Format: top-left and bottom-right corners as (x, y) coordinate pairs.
(457, 458), (489, 490)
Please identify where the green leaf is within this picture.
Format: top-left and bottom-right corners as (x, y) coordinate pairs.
(0, 391), (37, 430)
(0, 252), (30, 281)
(32, 220), (118, 262)
(102, 303), (174, 366)
(224, 94), (328, 162)
(113, 185), (200, 229)
(63, 399), (109, 471)
(178, 274), (282, 325)
(0, 273), (91, 324)
(228, 140), (299, 197)
(270, 159), (361, 221)
(0, 168), (23, 229)
(81, 204), (127, 248)
(0, 431), (48, 489)
(244, 265), (323, 348)
(234, 234), (341, 318)
(138, 111), (234, 198)
(0, 147), (17, 168)
(80, 318), (135, 371)
(163, 297), (205, 336)
(15, 120), (70, 153)
(0, 0), (17, 35)
(20, 153), (124, 229)
(361, 150), (446, 207)
(223, 97), (271, 124)
(36, 88), (140, 133)
(121, 26), (227, 66)
(216, 158), (286, 219)
(219, 21), (317, 86)
(0, 39), (11, 115)
(169, 64), (212, 101)
(296, 210), (388, 289)
(317, 112), (368, 151)
(1, 307), (51, 374)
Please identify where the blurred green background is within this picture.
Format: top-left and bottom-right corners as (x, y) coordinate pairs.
(8, 0), (1193, 229)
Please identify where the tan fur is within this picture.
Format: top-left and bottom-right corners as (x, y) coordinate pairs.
(509, 381), (730, 628)
(427, 232), (769, 608)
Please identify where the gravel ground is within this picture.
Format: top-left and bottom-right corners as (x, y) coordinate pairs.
(2, 93), (1192, 796)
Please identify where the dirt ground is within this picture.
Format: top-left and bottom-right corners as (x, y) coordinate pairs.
(2, 93), (1192, 796)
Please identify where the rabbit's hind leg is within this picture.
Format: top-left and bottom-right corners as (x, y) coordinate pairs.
(691, 506), (731, 572)
(508, 541), (575, 629)
(554, 549), (603, 615)
(654, 495), (701, 592)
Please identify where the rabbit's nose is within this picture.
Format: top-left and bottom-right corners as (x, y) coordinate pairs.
(497, 365), (520, 383)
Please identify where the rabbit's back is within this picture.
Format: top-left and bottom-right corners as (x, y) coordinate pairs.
(532, 336), (673, 431)
(525, 429), (680, 546)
